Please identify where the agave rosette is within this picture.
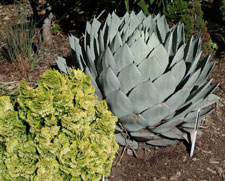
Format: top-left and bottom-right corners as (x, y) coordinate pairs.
(57, 11), (219, 146)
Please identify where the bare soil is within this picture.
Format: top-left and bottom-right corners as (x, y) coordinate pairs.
(0, 2), (224, 181)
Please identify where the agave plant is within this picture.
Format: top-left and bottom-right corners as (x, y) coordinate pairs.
(57, 11), (219, 147)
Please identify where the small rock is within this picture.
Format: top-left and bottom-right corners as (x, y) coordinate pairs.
(183, 156), (187, 162)
(154, 176), (167, 181)
(169, 171), (181, 181)
(126, 148), (133, 156)
(160, 176), (167, 180)
(192, 158), (199, 161)
(202, 150), (213, 154)
(3, 15), (9, 20)
(207, 167), (217, 174)
(209, 158), (220, 164)
(221, 160), (225, 169)
(216, 167), (224, 178)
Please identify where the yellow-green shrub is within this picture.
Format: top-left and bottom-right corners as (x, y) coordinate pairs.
(0, 68), (118, 181)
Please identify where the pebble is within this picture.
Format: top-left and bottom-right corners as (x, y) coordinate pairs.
(169, 171), (181, 181)
(209, 158), (220, 164)
(126, 148), (133, 156)
(207, 167), (217, 174)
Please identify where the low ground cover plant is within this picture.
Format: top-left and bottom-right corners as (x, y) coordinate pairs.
(0, 68), (118, 180)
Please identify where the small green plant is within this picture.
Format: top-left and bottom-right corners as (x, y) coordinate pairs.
(210, 39), (218, 50)
(0, 68), (118, 180)
(0, 8), (42, 74)
(51, 21), (61, 34)
(202, 38), (218, 53)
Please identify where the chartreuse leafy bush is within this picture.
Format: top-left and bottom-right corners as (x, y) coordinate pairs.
(57, 11), (219, 147)
(0, 69), (118, 180)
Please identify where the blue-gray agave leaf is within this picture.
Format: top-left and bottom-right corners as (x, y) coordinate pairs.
(57, 11), (219, 147)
